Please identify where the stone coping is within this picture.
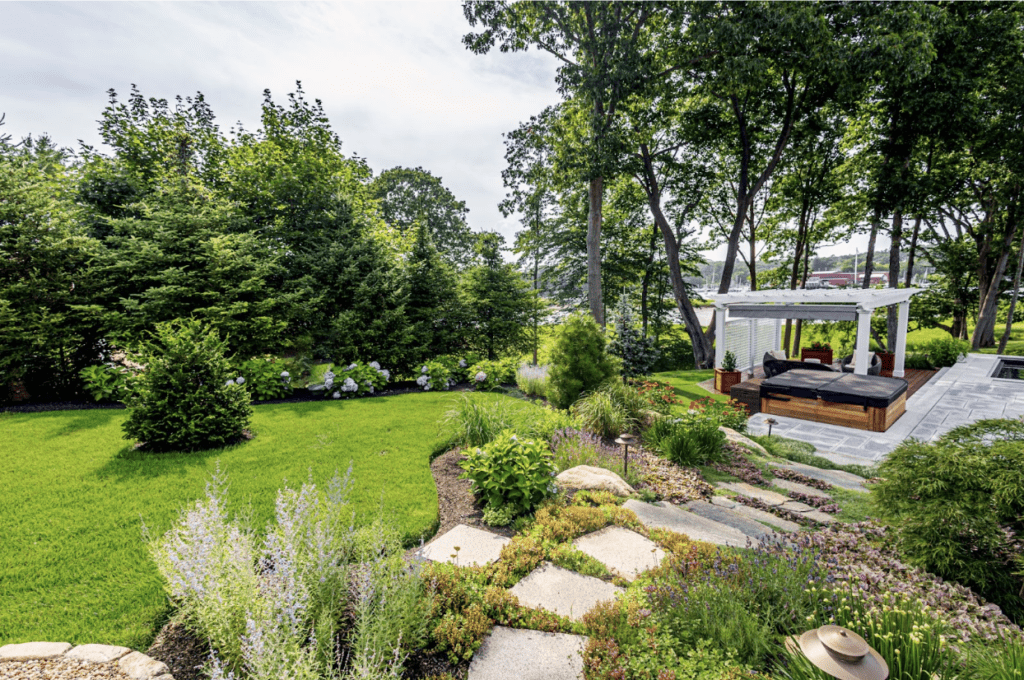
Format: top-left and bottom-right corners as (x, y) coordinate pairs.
(0, 642), (173, 680)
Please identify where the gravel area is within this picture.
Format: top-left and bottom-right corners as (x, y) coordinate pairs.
(631, 449), (714, 503)
(0, 658), (133, 680)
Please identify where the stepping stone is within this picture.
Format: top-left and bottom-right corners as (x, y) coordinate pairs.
(419, 524), (511, 567)
(623, 499), (749, 548)
(716, 482), (788, 507)
(781, 500), (815, 513)
(773, 462), (868, 492)
(118, 651), (171, 680)
(711, 495), (737, 509)
(469, 625), (587, 680)
(509, 562), (623, 621)
(685, 500), (777, 540)
(772, 479), (832, 500)
(728, 503), (801, 533)
(66, 644), (132, 663)
(573, 526), (665, 581)
(0, 642), (72, 661)
(803, 510), (837, 524)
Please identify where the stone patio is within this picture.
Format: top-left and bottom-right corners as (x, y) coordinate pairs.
(746, 354), (1024, 462)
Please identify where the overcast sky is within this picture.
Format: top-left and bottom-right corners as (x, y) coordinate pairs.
(1, 1), (870, 260)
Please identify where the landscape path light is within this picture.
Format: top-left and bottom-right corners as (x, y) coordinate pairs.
(790, 625), (888, 680)
(765, 417), (778, 437)
(614, 433), (636, 479)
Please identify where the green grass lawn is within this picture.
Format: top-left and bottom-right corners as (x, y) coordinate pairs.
(652, 369), (727, 406)
(0, 391), (498, 649)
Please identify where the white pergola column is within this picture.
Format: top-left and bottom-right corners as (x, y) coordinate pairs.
(854, 307), (872, 376)
(892, 301), (910, 378)
(714, 304), (726, 369)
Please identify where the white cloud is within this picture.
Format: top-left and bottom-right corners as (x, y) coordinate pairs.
(0, 1), (562, 243)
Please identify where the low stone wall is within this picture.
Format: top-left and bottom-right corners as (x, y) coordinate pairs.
(0, 642), (173, 680)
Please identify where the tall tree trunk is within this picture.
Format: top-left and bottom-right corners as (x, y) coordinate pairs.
(587, 176), (604, 327)
(863, 205), (882, 289)
(640, 222), (658, 337)
(973, 219), (1017, 350)
(784, 200), (810, 357)
(748, 200), (758, 291)
(904, 216), (922, 287)
(998, 225), (1024, 354)
(793, 242), (813, 355)
(533, 208), (540, 366)
(886, 206), (904, 347)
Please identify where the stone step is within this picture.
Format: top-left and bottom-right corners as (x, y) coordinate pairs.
(771, 478), (832, 500)
(772, 462), (868, 492)
(469, 626), (587, 680)
(509, 562), (623, 621)
(715, 482), (789, 506)
(418, 524), (511, 567)
(623, 499), (750, 548)
(573, 526), (665, 581)
(685, 500), (777, 540)
(712, 497), (801, 533)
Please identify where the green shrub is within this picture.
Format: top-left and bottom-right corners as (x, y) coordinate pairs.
(459, 430), (556, 515)
(607, 295), (659, 378)
(922, 337), (970, 367)
(645, 417), (726, 466)
(439, 394), (579, 449)
(548, 313), (618, 409)
(231, 355), (292, 401)
(482, 503), (517, 527)
(721, 350), (737, 372)
(469, 359), (514, 391)
(875, 419), (1024, 621)
(123, 319), (252, 452)
(571, 391), (628, 439)
(688, 396), (749, 433)
(416, 360), (453, 391)
(967, 637), (1024, 680)
(79, 364), (134, 403)
(651, 331), (695, 372)
(598, 379), (656, 422)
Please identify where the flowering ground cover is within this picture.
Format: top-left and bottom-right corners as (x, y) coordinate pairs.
(0, 391), (505, 650)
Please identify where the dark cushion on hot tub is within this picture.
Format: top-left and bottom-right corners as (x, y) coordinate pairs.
(760, 369), (843, 401)
(816, 373), (908, 408)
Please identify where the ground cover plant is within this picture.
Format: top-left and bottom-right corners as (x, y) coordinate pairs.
(0, 391), (504, 649)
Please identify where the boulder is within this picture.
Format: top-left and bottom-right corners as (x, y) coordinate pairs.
(556, 465), (635, 497)
(720, 427), (769, 456)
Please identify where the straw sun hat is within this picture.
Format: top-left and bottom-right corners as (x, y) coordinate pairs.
(797, 625), (889, 680)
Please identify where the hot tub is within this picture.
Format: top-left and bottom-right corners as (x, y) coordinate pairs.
(991, 356), (1024, 381)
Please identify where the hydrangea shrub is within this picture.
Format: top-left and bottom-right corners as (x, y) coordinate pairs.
(308, 361), (390, 399)
(122, 319), (252, 452)
(468, 359), (515, 391)
(416, 360), (453, 391)
(231, 355), (292, 401)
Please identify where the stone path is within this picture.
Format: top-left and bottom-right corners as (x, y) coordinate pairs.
(715, 483), (837, 524)
(0, 642), (171, 680)
(747, 354), (1024, 462)
(468, 626), (587, 680)
(623, 499), (751, 547)
(510, 562), (624, 621)
(773, 462), (869, 492)
(685, 500), (777, 539)
(771, 478), (832, 499)
(418, 523), (511, 566)
(710, 496), (801, 532)
(572, 526), (665, 581)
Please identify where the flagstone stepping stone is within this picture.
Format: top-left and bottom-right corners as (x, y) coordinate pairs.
(469, 625), (587, 680)
(802, 510), (837, 524)
(780, 500), (815, 513)
(419, 524), (511, 567)
(623, 499), (749, 548)
(0, 642), (72, 661)
(685, 500), (777, 540)
(773, 462), (869, 492)
(716, 482), (789, 506)
(66, 644), (132, 663)
(727, 502), (801, 533)
(772, 478), (833, 500)
(573, 526), (665, 580)
(509, 562), (623, 621)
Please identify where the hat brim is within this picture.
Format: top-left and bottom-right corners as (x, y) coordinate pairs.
(798, 630), (889, 680)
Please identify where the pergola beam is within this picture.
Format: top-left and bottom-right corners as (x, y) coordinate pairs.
(727, 304), (858, 322)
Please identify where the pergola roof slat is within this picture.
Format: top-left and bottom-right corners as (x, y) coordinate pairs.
(711, 287), (920, 310)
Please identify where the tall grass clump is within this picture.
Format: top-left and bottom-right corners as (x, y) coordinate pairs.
(571, 390), (628, 438)
(515, 363), (550, 398)
(644, 417), (725, 466)
(150, 467), (427, 679)
(440, 394), (578, 449)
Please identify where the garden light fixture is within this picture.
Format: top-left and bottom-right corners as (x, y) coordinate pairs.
(615, 433), (636, 478)
(766, 417), (777, 437)
(795, 625), (888, 680)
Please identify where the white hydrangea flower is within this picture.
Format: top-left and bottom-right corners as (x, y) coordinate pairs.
(475, 372), (487, 382)
(332, 391), (341, 399)
(416, 375), (429, 387)
(325, 377), (334, 389)
(341, 377), (357, 392)
(421, 365), (429, 374)
(380, 369), (390, 381)
(459, 359), (467, 368)
(347, 363), (357, 371)
(235, 376), (245, 385)
(280, 370), (290, 379)
(225, 380), (234, 388)
(369, 361), (381, 370)
(369, 385), (374, 394)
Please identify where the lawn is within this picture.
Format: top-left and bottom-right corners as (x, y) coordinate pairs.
(0, 391), (499, 649)
(652, 369), (728, 406)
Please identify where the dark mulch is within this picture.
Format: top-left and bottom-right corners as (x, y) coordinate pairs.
(423, 448), (516, 540)
(146, 622), (211, 680)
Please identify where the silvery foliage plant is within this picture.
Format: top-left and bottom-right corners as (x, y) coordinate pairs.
(150, 465), (426, 680)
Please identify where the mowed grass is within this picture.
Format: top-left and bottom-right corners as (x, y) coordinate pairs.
(652, 369), (728, 407)
(0, 392), (498, 649)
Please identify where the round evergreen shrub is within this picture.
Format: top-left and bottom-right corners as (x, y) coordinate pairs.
(548, 313), (618, 409)
(123, 319), (253, 452)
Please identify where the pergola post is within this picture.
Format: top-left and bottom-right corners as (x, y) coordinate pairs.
(893, 301), (910, 378)
(854, 307), (872, 376)
(714, 304), (726, 369)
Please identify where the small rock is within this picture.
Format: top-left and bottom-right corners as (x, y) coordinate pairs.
(66, 644), (132, 663)
(118, 651), (170, 680)
(802, 510), (837, 524)
(0, 641), (72, 661)
(710, 495), (737, 509)
(556, 465), (635, 497)
(719, 427), (769, 456)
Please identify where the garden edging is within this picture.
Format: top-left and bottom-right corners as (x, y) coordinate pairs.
(0, 642), (173, 680)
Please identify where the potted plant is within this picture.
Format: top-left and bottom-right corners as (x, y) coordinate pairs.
(801, 341), (833, 365)
(875, 349), (896, 373)
(715, 350), (742, 394)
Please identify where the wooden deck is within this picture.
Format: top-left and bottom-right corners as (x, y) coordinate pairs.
(879, 368), (937, 399)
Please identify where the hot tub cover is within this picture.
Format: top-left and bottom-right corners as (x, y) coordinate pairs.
(760, 369), (842, 401)
(816, 373), (908, 409)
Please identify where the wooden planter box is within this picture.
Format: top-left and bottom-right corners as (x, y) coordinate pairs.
(801, 348), (834, 365)
(715, 369), (743, 394)
(876, 352), (896, 372)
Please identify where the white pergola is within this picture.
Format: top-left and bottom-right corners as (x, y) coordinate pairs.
(712, 288), (922, 378)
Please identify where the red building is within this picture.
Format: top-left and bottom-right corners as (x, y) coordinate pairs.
(806, 271), (888, 288)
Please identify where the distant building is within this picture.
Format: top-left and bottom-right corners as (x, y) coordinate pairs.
(805, 271), (888, 288)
